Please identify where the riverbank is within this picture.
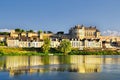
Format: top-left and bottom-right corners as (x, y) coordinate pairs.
(0, 47), (61, 56)
(0, 47), (120, 56)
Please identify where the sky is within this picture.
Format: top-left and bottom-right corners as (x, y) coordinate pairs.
(0, 0), (120, 34)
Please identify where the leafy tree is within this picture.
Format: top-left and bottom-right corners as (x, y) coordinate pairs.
(42, 38), (50, 54)
(0, 41), (5, 46)
(21, 29), (25, 32)
(15, 28), (25, 32)
(0, 32), (10, 35)
(57, 31), (64, 35)
(59, 40), (71, 55)
(15, 28), (21, 32)
(47, 31), (53, 34)
(27, 30), (34, 32)
(38, 30), (42, 33)
(43, 31), (46, 33)
(57, 31), (64, 38)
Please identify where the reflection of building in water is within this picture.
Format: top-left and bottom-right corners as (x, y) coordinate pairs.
(70, 64), (101, 73)
(9, 68), (49, 76)
(49, 56), (60, 64)
(6, 56), (29, 69)
(103, 56), (120, 64)
(0, 61), (4, 70)
(4, 56), (102, 76)
(30, 56), (44, 66)
(6, 56), (45, 69)
(70, 55), (102, 73)
(9, 69), (25, 77)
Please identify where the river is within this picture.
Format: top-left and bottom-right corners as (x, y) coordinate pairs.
(0, 55), (120, 80)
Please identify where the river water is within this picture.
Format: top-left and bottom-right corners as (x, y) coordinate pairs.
(0, 55), (120, 80)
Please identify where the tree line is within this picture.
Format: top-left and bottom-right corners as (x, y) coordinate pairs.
(0, 28), (64, 35)
(14, 28), (53, 33)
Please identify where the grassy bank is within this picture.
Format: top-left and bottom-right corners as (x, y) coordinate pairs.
(0, 47), (62, 56)
(0, 47), (120, 56)
(0, 47), (40, 56)
(69, 50), (120, 55)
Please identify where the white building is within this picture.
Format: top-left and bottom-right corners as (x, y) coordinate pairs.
(50, 39), (60, 48)
(70, 39), (84, 49)
(7, 39), (19, 47)
(85, 39), (102, 48)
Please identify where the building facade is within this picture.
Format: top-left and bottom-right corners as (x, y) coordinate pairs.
(69, 25), (100, 39)
(6, 24), (120, 49)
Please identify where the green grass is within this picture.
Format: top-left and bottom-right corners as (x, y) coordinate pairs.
(68, 50), (120, 55)
(0, 47), (120, 56)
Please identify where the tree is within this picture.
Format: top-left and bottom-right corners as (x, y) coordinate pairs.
(21, 29), (25, 32)
(15, 28), (25, 32)
(15, 28), (21, 32)
(38, 30), (42, 33)
(0, 41), (5, 46)
(27, 30), (34, 32)
(57, 31), (64, 35)
(42, 38), (50, 54)
(47, 31), (53, 34)
(43, 31), (46, 33)
(0, 32), (10, 35)
(59, 40), (71, 55)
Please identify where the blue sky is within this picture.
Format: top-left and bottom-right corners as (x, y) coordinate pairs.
(0, 0), (120, 33)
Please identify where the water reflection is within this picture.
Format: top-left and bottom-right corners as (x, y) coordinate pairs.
(0, 55), (103, 76)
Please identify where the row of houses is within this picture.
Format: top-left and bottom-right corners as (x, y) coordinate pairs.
(7, 38), (102, 49)
(0, 24), (120, 49)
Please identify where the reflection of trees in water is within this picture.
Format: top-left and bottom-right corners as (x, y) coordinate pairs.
(58, 55), (70, 64)
(43, 56), (49, 65)
(0, 56), (6, 70)
(0, 61), (4, 70)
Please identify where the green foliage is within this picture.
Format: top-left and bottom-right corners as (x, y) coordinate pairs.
(42, 38), (50, 54)
(15, 28), (24, 32)
(0, 47), (120, 56)
(0, 49), (4, 56)
(21, 29), (25, 32)
(57, 31), (64, 35)
(68, 49), (120, 55)
(0, 32), (10, 35)
(0, 41), (5, 46)
(59, 40), (71, 55)
(38, 30), (42, 33)
(27, 30), (34, 32)
(49, 48), (59, 53)
(15, 28), (21, 32)
(47, 31), (53, 33)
